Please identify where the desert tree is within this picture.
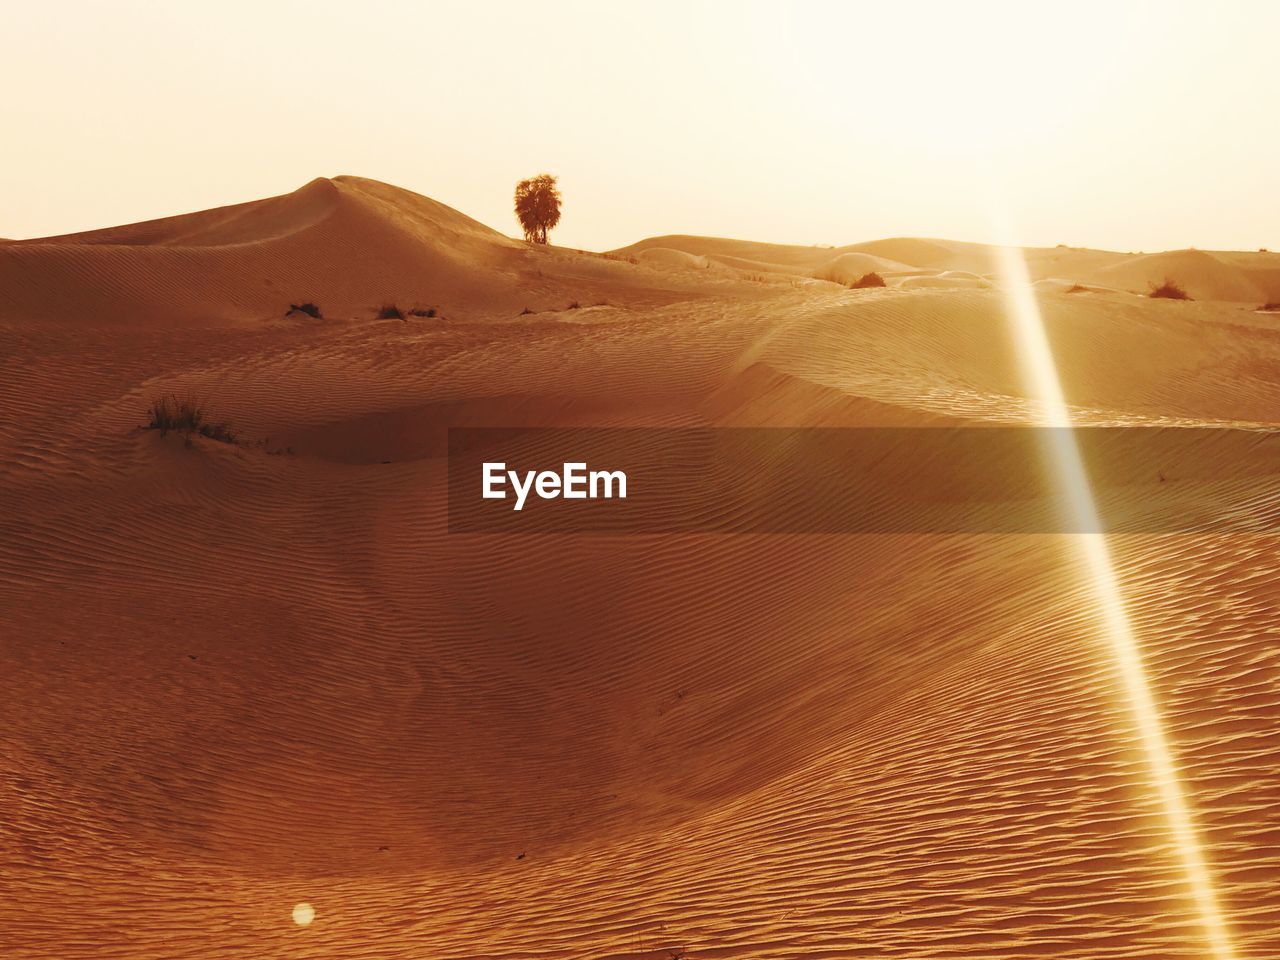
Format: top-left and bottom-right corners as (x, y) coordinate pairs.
(514, 174), (562, 244)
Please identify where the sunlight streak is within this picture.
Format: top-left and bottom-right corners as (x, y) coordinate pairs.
(992, 237), (1236, 960)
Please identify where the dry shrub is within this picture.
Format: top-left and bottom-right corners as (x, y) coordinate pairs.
(289, 302), (321, 318)
(146, 394), (236, 444)
(1149, 279), (1191, 300)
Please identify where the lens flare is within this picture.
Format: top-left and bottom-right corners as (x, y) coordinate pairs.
(992, 239), (1236, 960)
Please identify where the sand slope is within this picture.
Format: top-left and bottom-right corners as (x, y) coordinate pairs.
(4, 180), (1280, 959)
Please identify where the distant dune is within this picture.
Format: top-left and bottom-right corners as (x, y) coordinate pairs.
(615, 233), (1280, 303)
(4, 178), (1280, 960)
(1096, 247), (1273, 302)
(633, 246), (717, 270)
(615, 233), (847, 269)
(811, 251), (916, 283)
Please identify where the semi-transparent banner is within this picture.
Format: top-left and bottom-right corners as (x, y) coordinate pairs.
(447, 427), (1280, 533)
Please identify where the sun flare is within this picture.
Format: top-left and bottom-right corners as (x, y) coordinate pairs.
(993, 238), (1236, 960)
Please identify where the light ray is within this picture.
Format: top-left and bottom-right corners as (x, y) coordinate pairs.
(992, 234), (1236, 960)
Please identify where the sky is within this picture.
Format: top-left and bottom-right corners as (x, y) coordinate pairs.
(4, 0), (1278, 252)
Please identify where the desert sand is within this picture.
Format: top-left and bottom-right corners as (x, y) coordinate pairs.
(3, 176), (1280, 958)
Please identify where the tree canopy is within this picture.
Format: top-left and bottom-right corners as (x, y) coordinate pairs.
(514, 174), (562, 244)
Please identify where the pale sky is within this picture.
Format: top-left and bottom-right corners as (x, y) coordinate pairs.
(5, 0), (1277, 252)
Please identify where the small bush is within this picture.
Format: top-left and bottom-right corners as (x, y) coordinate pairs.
(849, 271), (886, 289)
(1149, 279), (1192, 300)
(1258, 302), (1280, 312)
(1065, 283), (1089, 294)
(566, 300), (581, 310)
(146, 394), (236, 444)
(289, 302), (321, 319)
(409, 306), (436, 318)
(520, 307), (535, 315)
(377, 304), (406, 320)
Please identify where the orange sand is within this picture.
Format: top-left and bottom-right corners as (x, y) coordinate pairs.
(3, 178), (1280, 958)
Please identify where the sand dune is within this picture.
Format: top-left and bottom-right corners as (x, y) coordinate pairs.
(632, 247), (718, 271)
(1096, 248), (1273, 302)
(617, 234), (1280, 303)
(0, 176), (524, 325)
(615, 234), (845, 270)
(810, 251), (917, 284)
(4, 179), (1280, 959)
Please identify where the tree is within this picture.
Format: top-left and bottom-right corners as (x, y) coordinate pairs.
(514, 174), (562, 244)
